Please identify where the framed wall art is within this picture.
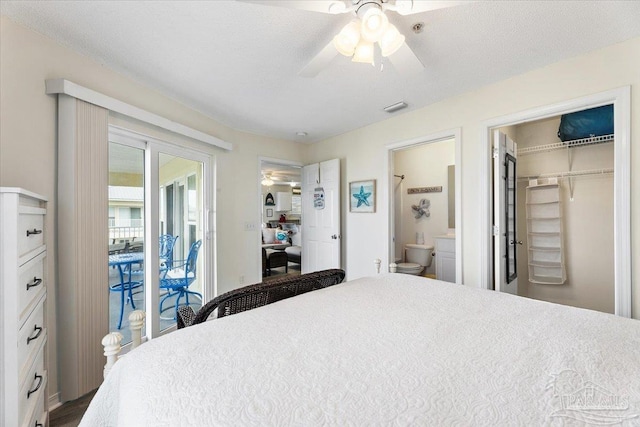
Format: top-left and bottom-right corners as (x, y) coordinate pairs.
(349, 180), (375, 213)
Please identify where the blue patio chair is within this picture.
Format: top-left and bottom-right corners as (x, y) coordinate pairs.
(159, 240), (202, 320)
(128, 234), (178, 278)
(159, 234), (178, 271)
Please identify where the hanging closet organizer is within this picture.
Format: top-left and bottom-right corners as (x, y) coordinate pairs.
(525, 178), (567, 285)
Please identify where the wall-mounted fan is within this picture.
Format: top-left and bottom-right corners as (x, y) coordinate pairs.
(238, 0), (469, 76)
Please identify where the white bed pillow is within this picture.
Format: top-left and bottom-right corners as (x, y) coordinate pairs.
(262, 228), (276, 244)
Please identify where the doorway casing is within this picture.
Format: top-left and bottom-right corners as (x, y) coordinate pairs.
(256, 157), (303, 280)
(479, 86), (631, 317)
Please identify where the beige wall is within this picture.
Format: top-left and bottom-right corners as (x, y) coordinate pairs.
(514, 117), (614, 313)
(393, 139), (455, 276)
(0, 16), (304, 403)
(306, 36), (640, 320)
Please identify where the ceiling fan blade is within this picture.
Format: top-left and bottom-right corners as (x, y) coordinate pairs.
(387, 42), (424, 75)
(299, 41), (339, 77)
(392, 0), (472, 15)
(236, 0), (348, 14)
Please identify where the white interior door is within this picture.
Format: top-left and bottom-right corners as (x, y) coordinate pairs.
(302, 159), (341, 273)
(493, 130), (519, 295)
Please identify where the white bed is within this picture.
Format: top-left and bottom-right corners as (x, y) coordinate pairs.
(81, 274), (640, 426)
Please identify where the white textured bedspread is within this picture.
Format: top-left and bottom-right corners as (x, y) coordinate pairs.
(81, 274), (640, 426)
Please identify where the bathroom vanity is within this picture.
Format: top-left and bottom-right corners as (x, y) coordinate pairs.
(435, 235), (456, 283)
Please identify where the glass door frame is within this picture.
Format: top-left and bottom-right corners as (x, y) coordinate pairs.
(110, 126), (215, 341)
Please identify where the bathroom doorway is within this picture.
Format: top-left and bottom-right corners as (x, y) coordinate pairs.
(386, 129), (462, 283)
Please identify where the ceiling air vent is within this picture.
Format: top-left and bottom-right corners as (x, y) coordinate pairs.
(384, 101), (408, 113)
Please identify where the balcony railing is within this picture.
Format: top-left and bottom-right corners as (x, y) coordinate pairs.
(109, 226), (143, 242)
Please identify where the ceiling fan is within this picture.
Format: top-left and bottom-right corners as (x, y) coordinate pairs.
(238, 0), (469, 77)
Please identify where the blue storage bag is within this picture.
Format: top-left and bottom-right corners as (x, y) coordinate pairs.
(557, 105), (613, 141)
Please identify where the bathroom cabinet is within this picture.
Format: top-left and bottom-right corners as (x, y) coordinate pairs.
(435, 236), (456, 283)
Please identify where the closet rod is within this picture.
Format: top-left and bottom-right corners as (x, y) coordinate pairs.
(517, 168), (613, 182)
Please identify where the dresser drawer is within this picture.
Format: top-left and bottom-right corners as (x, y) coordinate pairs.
(18, 209), (45, 259)
(23, 385), (47, 427)
(18, 251), (46, 324)
(18, 297), (46, 382)
(19, 344), (47, 427)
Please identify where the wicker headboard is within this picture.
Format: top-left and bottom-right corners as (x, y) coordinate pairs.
(177, 269), (346, 328)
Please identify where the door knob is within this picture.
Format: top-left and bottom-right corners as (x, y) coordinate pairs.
(331, 234), (338, 239)
(510, 240), (523, 245)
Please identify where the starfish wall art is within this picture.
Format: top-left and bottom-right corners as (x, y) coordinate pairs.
(349, 180), (376, 213)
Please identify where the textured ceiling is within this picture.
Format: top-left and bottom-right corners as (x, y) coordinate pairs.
(2, 1), (640, 143)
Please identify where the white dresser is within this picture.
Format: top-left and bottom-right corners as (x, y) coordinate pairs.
(1, 188), (48, 427)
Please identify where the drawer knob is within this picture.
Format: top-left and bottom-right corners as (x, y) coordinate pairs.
(26, 277), (43, 291)
(27, 373), (43, 399)
(26, 228), (43, 237)
(27, 325), (43, 345)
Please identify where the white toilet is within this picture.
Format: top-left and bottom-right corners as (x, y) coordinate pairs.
(396, 244), (434, 275)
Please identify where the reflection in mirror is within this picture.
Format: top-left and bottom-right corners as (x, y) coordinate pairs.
(448, 165), (455, 229)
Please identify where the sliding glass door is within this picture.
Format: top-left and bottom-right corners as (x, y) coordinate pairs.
(108, 129), (213, 344)
(108, 141), (146, 344)
(158, 152), (205, 332)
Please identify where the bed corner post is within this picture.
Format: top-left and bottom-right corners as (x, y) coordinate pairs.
(374, 259), (381, 274)
(389, 263), (397, 273)
(102, 332), (123, 378)
(129, 310), (146, 350)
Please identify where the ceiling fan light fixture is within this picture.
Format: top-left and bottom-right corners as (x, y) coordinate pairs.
(379, 23), (405, 57)
(333, 20), (361, 56)
(352, 40), (375, 64)
(261, 176), (274, 186)
(360, 8), (389, 42)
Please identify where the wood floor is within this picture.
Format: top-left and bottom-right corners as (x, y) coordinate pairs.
(50, 389), (97, 427)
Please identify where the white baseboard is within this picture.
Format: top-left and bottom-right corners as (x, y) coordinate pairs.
(48, 392), (62, 411)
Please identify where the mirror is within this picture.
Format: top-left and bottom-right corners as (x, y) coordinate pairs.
(448, 165), (455, 229)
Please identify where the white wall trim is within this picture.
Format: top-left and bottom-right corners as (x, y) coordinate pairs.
(45, 79), (232, 151)
(384, 128), (463, 284)
(479, 86), (631, 318)
(48, 392), (62, 412)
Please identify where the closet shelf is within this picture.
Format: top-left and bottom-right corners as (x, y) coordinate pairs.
(530, 276), (566, 285)
(527, 216), (560, 220)
(528, 231), (560, 236)
(526, 200), (559, 205)
(529, 246), (561, 252)
(518, 134), (613, 156)
(529, 260), (563, 268)
(518, 168), (614, 183)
